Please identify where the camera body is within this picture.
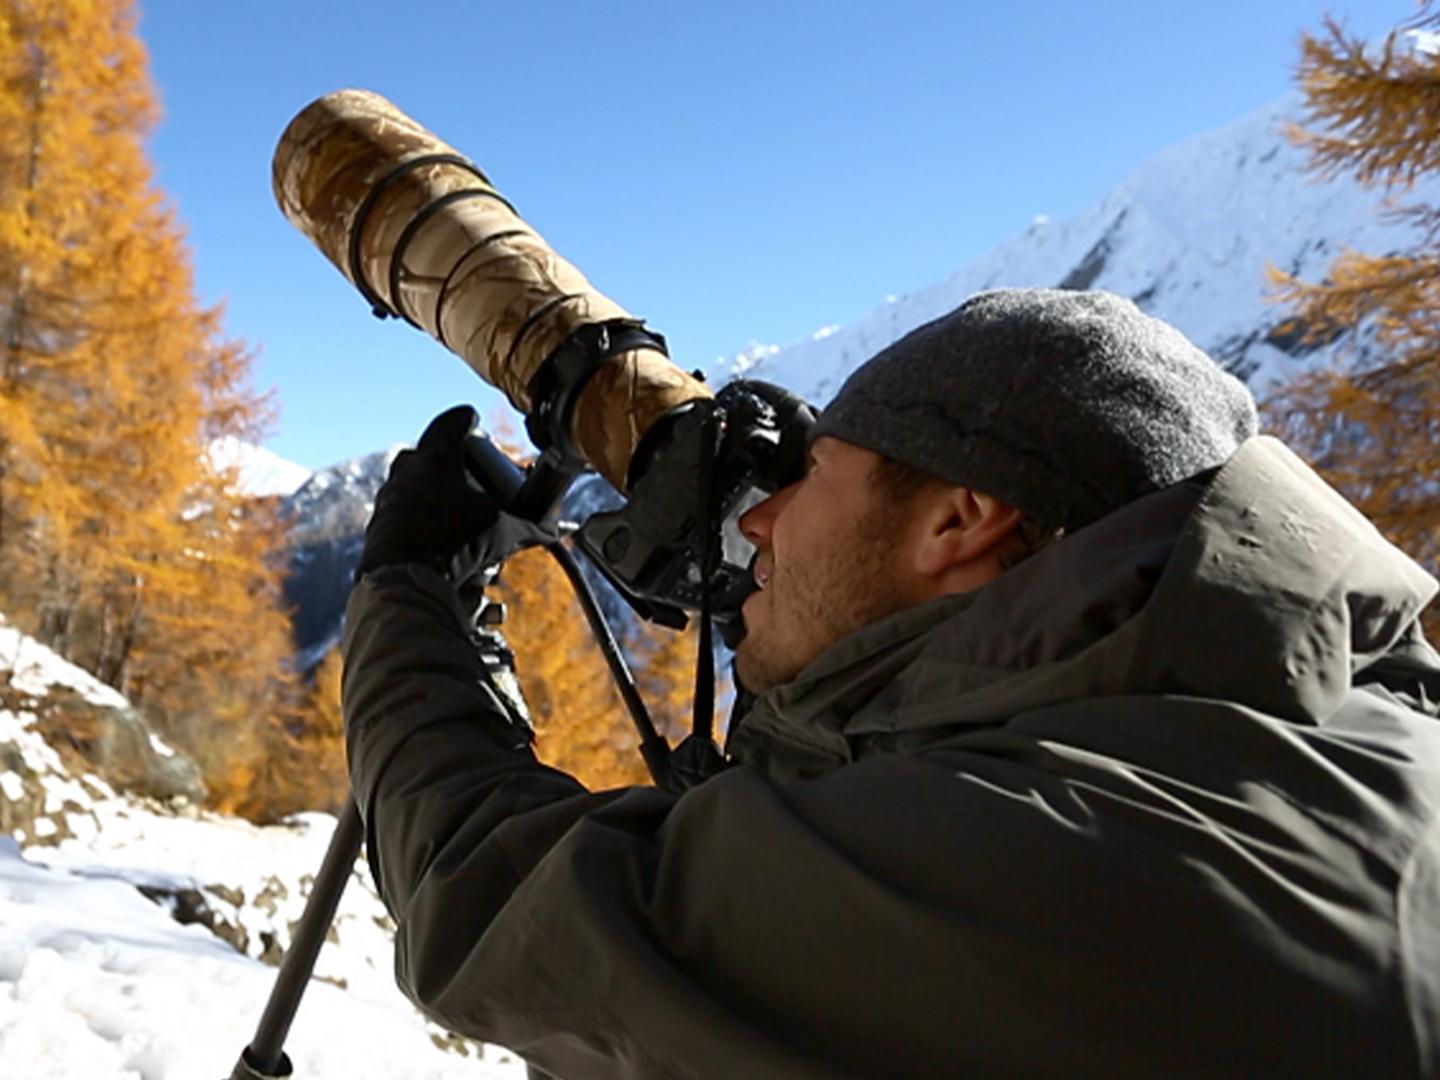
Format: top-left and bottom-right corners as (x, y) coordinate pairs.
(577, 379), (816, 645)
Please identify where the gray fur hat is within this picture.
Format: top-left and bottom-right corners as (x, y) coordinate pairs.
(810, 288), (1259, 532)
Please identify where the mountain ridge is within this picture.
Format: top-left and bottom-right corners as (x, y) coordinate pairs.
(711, 93), (1430, 402)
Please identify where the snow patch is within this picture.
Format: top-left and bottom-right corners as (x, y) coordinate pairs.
(0, 615), (130, 709)
(207, 436), (313, 499)
(0, 827), (527, 1078)
(0, 790), (527, 1078)
(1404, 28), (1440, 57)
(1, 614), (525, 1075)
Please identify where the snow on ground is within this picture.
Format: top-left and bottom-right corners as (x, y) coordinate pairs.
(1, 613), (525, 1079)
(0, 807), (528, 1080)
(0, 617), (130, 711)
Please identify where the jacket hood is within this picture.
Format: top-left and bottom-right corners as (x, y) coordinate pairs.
(731, 437), (1439, 775)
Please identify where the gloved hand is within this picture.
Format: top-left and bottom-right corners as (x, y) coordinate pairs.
(355, 405), (550, 589)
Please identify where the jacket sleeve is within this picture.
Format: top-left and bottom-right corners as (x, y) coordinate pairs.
(341, 566), (897, 1079)
(341, 563), (592, 906)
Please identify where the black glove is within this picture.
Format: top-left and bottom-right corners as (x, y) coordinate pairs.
(355, 405), (550, 589)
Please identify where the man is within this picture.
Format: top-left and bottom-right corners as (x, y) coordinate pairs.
(343, 289), (1440, 1077)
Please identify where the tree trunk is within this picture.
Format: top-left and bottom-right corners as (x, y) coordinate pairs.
(0, 49), (47, 557)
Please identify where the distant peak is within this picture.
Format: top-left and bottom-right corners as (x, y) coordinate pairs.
(205, 437), (312, 498)
(1403, 28), (1440, 58)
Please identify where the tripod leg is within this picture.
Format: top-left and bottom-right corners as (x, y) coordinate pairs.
(229, 797), (365, 1079)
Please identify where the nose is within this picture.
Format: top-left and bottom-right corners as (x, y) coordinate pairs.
(739, 482), (797, 548)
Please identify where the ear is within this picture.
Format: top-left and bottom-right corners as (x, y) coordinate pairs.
(911, 488), (1023, 587)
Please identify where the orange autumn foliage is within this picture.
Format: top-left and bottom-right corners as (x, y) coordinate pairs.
(0, 0), (303, 819)
(1268, 5), (1440, 601)
(494, 546), (651, 789)
(489, 534), (714, 791)
(250, 644), (348, 819)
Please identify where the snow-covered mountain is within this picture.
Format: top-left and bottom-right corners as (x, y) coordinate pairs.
(0, 614), (524, 1079)
(207, 436), (313, 499)
(279, 447), (403, 670)
(715, 93), (1430, 402)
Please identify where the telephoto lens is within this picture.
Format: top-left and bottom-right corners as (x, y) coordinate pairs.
(272, 89), (711, 490)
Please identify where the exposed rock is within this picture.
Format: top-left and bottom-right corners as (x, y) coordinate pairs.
(2, 619), (205, 847)
(138, 882), (251, 954)
(0, 738), (86, 845)
(1058, 211), (1125, 291)
(19, 680), (206, 804)
(1264, 315), (1346, 357)
(279, 448), (395, 670)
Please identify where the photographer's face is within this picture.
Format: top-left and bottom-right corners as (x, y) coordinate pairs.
(735, 437), (919, 693)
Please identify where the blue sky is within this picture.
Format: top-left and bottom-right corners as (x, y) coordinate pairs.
(137, 0), (1400, 469)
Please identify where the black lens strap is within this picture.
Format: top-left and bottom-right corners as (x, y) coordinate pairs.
(347, 154), (509, 319)
(524, 320), (670, 463)
(386, 188), (519, 333)
(431, 227), (531, 351)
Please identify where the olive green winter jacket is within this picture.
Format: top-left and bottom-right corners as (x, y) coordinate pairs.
(342, 436), (1440, 1078)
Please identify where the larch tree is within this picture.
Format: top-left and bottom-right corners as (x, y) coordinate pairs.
(0, 0), (209, 646)
(1268, 4), (1440, 575)
(0, 0), (300, 817)
(255, 642), (348, 821)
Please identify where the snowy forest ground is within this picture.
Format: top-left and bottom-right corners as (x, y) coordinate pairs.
(0, 809), (527, 1079)
(0, 618), (526, 1080)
